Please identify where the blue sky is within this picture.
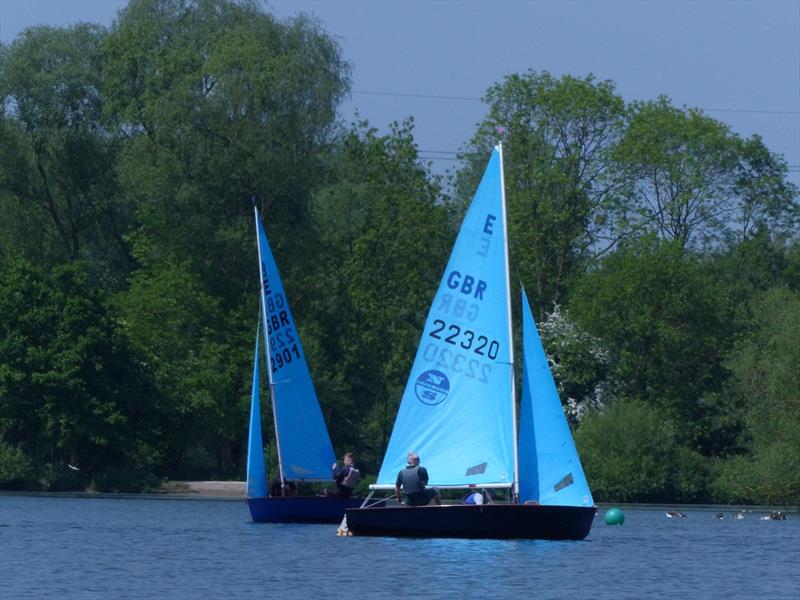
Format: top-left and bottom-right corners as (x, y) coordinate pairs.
(2, 0), (798, 183)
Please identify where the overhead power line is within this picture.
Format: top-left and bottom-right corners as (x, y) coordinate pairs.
(353, 90), (481, 102)
(415, 150), (800, 171)
(352, 89), (800, 116)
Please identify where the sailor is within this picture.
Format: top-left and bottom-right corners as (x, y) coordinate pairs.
(464, 489), (492, 505)
(395, 452), (442, 506)
(328, 452), (360, 498)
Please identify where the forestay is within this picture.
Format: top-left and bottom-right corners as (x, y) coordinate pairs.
(254, 209), (336, 482)
(376, 146), (515, 488)
(517, 291), (593, 506)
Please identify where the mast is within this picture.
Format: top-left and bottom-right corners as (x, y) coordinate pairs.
(497, 143), (519, 502)
(252, 198), (285, 489)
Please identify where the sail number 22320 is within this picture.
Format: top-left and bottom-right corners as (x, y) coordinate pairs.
(429, 318), (500, 360)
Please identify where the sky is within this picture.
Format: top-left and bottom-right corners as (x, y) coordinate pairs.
(1, 0), (798, 184)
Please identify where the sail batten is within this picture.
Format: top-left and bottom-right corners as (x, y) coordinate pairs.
(376, 146), (515, 488)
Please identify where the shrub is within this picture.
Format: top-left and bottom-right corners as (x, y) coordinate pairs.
(575, 399), (712, 502)
(0, 440), (34, 490)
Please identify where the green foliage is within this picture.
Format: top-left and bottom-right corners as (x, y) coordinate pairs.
(114, 260), (244, 475)
(37, 463), (87, 492)
(537, 304), (613, 421)
(575, 400), (675, 502)
(672, 446), (711, 503)
(569, 237), (730, 450)
(614, 97), (799, 249)
(575, 400), (709, 502)
(713, 287), (800, 504)
(0, 257), (161, 482)
(1, 4), (797, 501)
(305, 120), (452, 471)
(0, 438), (34, 489)
(92, 467), (161, 493)
(458, 71), (628, 314)
(0, 23), (130, 283)
(104, 0), (350, 305)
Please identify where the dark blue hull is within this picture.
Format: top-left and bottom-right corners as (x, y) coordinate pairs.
(345, 503), (597, 540)
(247, 496), (366, 523)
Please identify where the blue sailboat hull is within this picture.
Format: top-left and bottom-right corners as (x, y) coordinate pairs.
(247, 496), (368, 523)
(345, 503), (597, 540)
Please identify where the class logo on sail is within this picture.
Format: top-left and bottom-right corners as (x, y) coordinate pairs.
(414, 369), (450, 405)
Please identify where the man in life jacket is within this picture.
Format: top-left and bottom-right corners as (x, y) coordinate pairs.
(329, 452), (360, 498)
(395, 452), (442, 506)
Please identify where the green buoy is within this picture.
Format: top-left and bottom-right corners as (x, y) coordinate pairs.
(605, 508), (625, 525)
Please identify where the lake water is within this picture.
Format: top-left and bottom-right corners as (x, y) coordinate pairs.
(1, 495), (798, 599)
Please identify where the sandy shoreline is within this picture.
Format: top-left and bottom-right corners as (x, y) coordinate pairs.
(0, 481), (246, 500)
(160, 481), (245, 497)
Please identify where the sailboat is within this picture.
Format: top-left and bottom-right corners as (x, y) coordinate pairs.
(246, 202), (366, 523)
(344, 144), (597, 539)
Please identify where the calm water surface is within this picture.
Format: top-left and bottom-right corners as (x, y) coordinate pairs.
(1, 495), (798, 599)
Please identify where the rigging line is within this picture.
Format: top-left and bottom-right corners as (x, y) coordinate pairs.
(351, 89), (800, 115)
(418, 156), (464, 161)
(421, 156), (800, 166)
(700, 108), (800, 115)
(353, 90), (482, 102)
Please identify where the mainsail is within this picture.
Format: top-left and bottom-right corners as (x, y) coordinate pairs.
(518, 291), (593, 506)
(375, 146), (515, 488)
(252, 207), (336, 483)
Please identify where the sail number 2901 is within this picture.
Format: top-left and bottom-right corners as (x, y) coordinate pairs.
(429, 319), (500, 360)
(270, 328), (301, 372)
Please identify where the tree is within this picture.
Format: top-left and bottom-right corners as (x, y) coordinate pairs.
(0, 24), (130, 283)
(103, 0), (350, 306)
(536, 304), (613, 423)
(0, 258), (161, 489)
(614, 97), (799, 249)
(575, 400), (696, 502)
(568, 237), (730, 451)
(714, 287), (800, 504)
(456, 71), (629, 316)
(305, 120), (452, 470)
(99, 0), (352, 476)
(113, 260), (245, 476)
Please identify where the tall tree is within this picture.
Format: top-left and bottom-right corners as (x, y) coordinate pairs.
(305, 120), (452, 471)
(568, 237), (730, 451)
(103, 0), (350, 305)
(456, 71), (628, 316)
(0, 24), (129, 283)
(614, 97), (799, 249)
(100, 0), (351, 476)
(0, 257), (161, 488)
(714, 286), (800, 504)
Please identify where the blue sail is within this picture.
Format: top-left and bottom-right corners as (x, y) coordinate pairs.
(376, 146), (515, 488)
(254, 208), (336, 482)
(518, 291), (593, 506)
(246, 323), (267, 498)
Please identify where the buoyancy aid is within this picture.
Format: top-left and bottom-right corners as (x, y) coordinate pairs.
(400, 466), (424, 494)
